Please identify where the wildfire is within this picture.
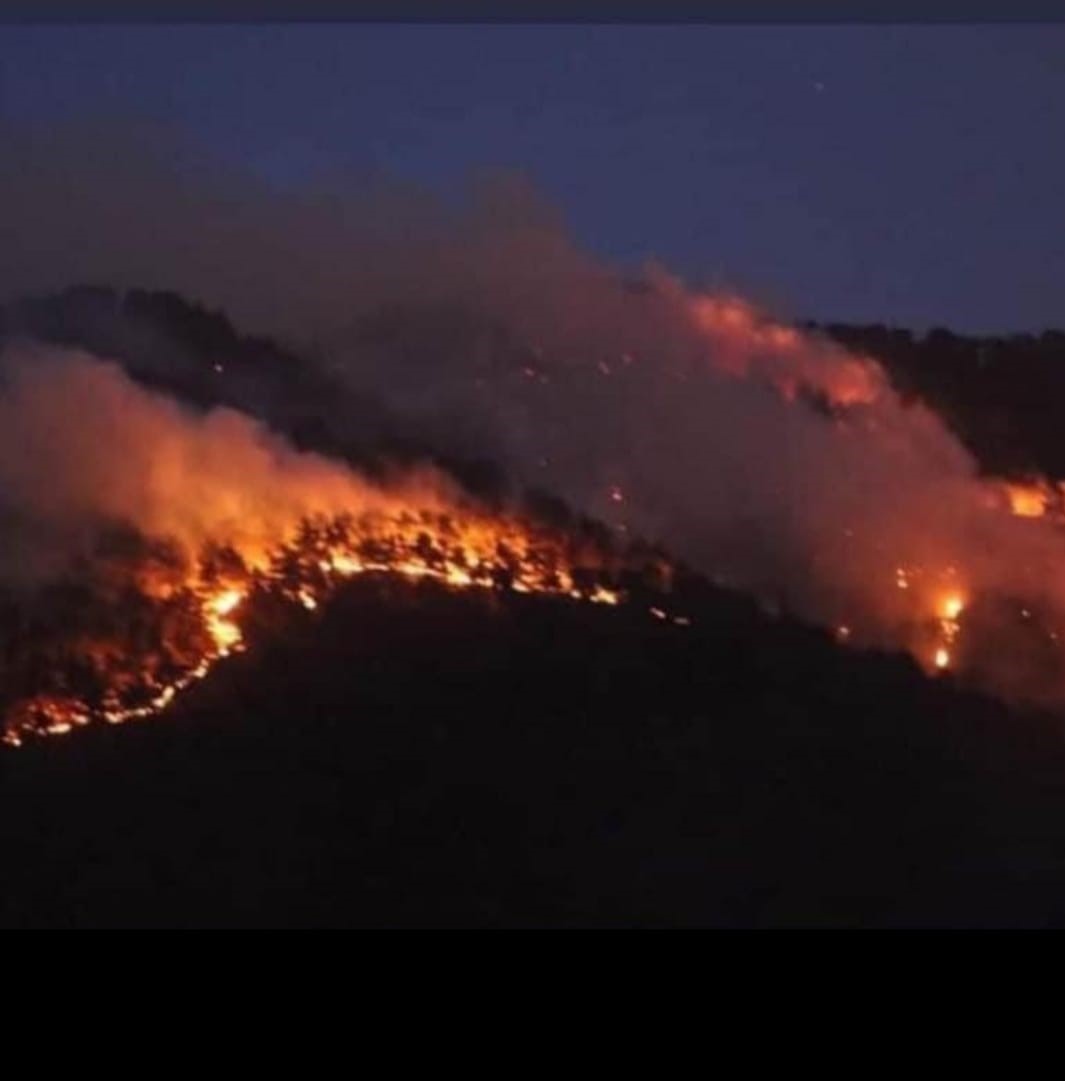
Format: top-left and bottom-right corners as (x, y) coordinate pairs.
(932, 592), (965, 672)
(682, 292), (1065, 697)
(1004, 481), (1051, 519)
(10, 298), (1065, 747)
(205, 588), (245, 655)
(829, 566), (971, 675)
(940, 593), (965, 622)
(0, 504), (680, 748)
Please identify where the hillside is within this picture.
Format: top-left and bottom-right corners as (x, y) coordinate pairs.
(3, 572), (1065, 928)
(3, 288), (1065, 926)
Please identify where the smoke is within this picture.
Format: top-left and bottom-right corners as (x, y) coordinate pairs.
(0, 118), (585, 346)
(5, 119), (1065, 703)
(0, 342), (460, 583)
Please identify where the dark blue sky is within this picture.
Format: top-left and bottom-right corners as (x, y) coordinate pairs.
(2, 23), (1063, 331)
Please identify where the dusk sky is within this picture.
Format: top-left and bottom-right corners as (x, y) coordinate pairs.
(2, 22), (1063, 332)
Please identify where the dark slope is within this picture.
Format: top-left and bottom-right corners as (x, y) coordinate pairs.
(4, 574), (1065, 928)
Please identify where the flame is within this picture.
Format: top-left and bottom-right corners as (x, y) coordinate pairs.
(940, 593), (965, 622)
(209, 589), (243, 617)
(9, 295), (1065, 745)
(204, 588), (245, 655)
(0, 503), (675, 747)
(931, 592), (965, 672)
(679, 290), (1065, 702)
(1004, 481), (1051, 519)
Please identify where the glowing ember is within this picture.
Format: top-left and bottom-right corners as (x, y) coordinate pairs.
(688, 293), (884, 406)
(934, 647), (951, 670)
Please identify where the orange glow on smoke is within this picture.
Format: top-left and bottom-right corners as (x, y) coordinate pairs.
(688, 294), (883, 408)
(11, 292), (1065, 749)
(680, 290), (1065, 701)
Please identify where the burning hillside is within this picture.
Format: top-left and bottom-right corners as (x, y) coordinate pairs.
(684, 294), (1065, 700)
(0, 505), (673, 746)
(0, 343), (685, 746)
(7, 276), (1065, 744)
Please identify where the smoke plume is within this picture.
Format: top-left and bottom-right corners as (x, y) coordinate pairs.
(4, 119), (1065, 705)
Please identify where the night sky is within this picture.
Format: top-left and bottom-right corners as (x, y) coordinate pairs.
(2, 22), (1063, 332)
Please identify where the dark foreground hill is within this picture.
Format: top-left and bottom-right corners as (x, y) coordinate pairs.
(4, 574), (1065, 928)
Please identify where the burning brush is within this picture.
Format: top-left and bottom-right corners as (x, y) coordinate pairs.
(0, 508), (682, 746)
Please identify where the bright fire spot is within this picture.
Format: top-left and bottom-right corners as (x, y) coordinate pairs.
(929, 590), (965, 675)
(1005, 481), (1050, 518)
(940, 594), (965, 621)
(209, 589), (243, 617)
(204, 588), (245, 655)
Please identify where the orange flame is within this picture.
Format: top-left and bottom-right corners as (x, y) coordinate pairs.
(1005, 481), (1051, 519)
(1, 504), (688, 747)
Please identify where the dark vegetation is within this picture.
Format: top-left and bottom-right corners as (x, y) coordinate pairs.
(810, 321), (1065, 481)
